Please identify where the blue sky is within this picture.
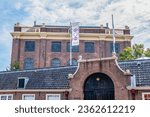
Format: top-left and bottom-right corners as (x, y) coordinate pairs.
(0, 0), (150, 71)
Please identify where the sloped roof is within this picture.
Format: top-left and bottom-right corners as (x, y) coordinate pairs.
(0, 66), (77, 90)
(0, 59), (150, 90)
(119, 59), (150, 86)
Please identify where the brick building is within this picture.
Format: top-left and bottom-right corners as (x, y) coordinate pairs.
(0, 23), (150, 100)
(0, 57), (150, 100)
(11, 23), (133, 70)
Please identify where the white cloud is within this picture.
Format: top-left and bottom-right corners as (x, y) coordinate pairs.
(22, 0), (110, 25)
(21, 0), (150, 48)
(96, 0), (150, 49)
(0, 0), (150, 71)
(14, 2), (22, 10)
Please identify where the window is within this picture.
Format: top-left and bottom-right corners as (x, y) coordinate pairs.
(51, 58), (61, 67)
(67, 58), (78, 66)
(110, 43), (120, 54)
(46, 94), (61, 100)
(51, 42), (61, 52)
(25, 41), (35, 52)
(24, 58), (34, 70)
(0, 94), (13, 100)
(18, 77), (29, 89)
(22, 94), (35, 100)
(18, 79), (25, 88)
(85, 42), (94, 53)
(142, 93), (150, 100)
(66, 42), (79, 52)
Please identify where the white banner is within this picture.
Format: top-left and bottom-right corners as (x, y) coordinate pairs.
(71, 22), (79, 46)
(0, 100), (149, 117)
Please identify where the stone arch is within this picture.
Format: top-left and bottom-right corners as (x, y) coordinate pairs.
(23, 58), (34, 70)
(67, 58), (78, 66)
(51, 58), (61, 67)
(69, 57), (130, 100)
(84, 72), (115, 100)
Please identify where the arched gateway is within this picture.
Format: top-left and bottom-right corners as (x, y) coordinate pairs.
(84, 73), (114, 100)
(69, 57), (130, 100)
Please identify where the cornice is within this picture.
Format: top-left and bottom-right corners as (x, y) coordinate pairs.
(0, 88), (72, 92)
(11, 32), (133, 41)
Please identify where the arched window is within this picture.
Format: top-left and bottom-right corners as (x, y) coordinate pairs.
(51, 58), (61, 67)
(24, 58), (34, 70)
(67, 58), (78, 66)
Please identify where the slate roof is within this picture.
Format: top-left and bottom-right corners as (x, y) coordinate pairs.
(0, 66), (77, 90)
(0, 59), (150, 90)
(119, 59), (150, 86)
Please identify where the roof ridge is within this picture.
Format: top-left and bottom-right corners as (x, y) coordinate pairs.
(0, 66), (77, 74)
(118, 59), (150, 64)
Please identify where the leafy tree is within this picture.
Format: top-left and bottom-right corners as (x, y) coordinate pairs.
(144, 48), (150, 57)
(10, 61), (20, 71)
(119, 44), (150, 60)
(132, 44), (144, 58)
(119, 47), (134, 60)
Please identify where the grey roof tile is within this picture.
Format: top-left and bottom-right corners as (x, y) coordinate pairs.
(1, 59), (150, 90)
(119, 59), (150, 86)
(0, 66), (77, 90)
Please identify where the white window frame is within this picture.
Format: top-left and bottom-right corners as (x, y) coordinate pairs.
(0, 94), (13, 100)
(22, 94), (35, 100)
(142, 92), (150, 100)
(17, 77), (29, 89)
(46, 94), (61, 100)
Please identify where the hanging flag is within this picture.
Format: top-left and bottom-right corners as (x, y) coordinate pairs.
(71, 22), (79, 46)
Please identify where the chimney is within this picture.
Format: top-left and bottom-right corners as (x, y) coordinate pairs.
(17, 22), (20, 26)
(34, 21), (36, 26)
(100, 25), (103, 28)
(125, 25), (129, 29)
(15, 22), (20, 27)
(106, 23), (109, 28)
(42, 23), (45, 27)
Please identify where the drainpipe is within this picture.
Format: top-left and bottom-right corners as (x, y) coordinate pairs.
(130, 89), (136, 100)
(130, 74), (137, 100)
(64, 91), (69, 100)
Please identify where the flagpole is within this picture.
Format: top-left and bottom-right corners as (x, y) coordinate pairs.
(70, 22), (72, 66)
(112, 14), (116, 54)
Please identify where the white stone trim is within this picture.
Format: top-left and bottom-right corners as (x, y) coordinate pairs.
(0, 89), (72, 93)
(78, 56), (116, 63)
(115, 59), (126, 73)
(127, 86), (150, 90)
(22, 94), (35, 100)
(142, 92), (150, 100)
(0, 94), (13, 100)
(17, 77), (29, 89)
(0, 66), (77, 74)
(46, 94), (61, 100)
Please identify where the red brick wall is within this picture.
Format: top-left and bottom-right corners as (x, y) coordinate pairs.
(11, 39), (20, 64)
(0, 92), (67, 100)
(11, 39), (131, 70)
(69, 58), (130, 100)
(0, 89), (148, 100)
(128, 90), (150, 100)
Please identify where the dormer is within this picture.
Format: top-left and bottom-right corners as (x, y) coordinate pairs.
(17, 77), (29, 89)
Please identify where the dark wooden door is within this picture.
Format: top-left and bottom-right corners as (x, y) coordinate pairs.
(84, 73), (114, 100)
